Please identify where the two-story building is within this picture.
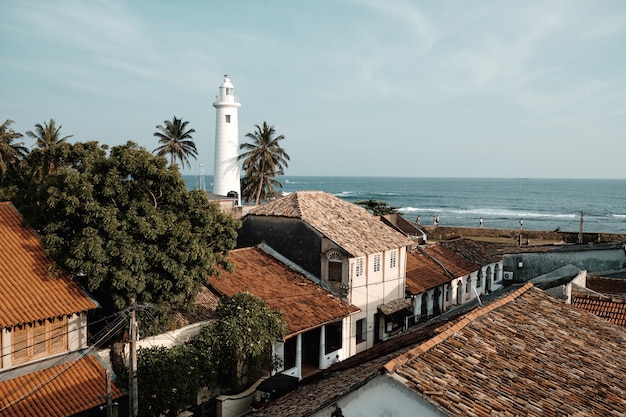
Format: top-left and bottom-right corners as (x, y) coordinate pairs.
(208, 245), (359, 379)
(0, 202), (123, 416)
(237, 191), (411, 355)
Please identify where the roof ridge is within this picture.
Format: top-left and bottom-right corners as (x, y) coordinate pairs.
(383, 282), (534, 373)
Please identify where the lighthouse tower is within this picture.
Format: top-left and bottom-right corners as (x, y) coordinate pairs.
(212, 75), (242, 205)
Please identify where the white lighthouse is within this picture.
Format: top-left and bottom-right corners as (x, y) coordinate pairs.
(212, 75), (242, 205)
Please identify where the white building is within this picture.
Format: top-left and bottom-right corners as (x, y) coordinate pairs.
(212, 75), (242, 205)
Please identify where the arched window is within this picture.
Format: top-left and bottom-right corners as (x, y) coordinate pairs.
(327, 250), (343, 282)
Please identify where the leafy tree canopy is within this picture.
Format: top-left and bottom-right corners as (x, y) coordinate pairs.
(355, 199), (398, 216)
(138, 344), (215, 417)
(14, 141), (239, 325)
(192, 292), (287, 391)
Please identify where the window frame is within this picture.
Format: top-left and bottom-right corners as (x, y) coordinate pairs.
(11, 316), (68, 365)
(356, 318), (367, 344)
(373, 253), (381, 272)
(355, 257), (364, 277)
(390, 250), (397, 269)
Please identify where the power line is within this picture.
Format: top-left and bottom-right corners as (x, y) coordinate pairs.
(0, 312), (129, 414)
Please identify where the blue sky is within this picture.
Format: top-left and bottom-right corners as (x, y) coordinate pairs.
(1, 0), (625, 178)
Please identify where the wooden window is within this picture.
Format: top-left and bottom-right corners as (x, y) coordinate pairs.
(328, 250), (343, 282)
(356, 318), (366, 344)
(325, 322), (342, 354)
(49, 317), (67, 353)
(11, 317), (68, 365)
(12, 325), (29, 363)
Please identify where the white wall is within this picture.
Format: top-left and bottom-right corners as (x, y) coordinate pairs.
(312, 374), (446, 417)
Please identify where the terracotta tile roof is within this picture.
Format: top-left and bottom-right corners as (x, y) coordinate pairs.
(208, 247), (359, 335)
(421, 245), (478, 277)
(0, 355), (124, 416)
(0, 202), (98, 328)
(252, 287), (516, 417)
(405, 250), (452, 294)
(440, 237), (507, 265)
(572, 293), (626, 326)
(247, 191), (411, 257)
(173, 285), (220, 327)
(385, 283), (626, 416)
(586, 275), (626, 297)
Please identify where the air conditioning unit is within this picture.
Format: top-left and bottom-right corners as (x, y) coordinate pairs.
(503, 272), (513, 281)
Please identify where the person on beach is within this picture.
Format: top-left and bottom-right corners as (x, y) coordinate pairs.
(479, 217), (483, 228)
(434, 215), (439, 227)
(519, 219), (524, 229)
(416, 216), (420, 225)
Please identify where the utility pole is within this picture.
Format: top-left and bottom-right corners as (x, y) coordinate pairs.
(129, 298), (138, 417)
(106, 369), (113, 417)
(578, 210), (584, 244)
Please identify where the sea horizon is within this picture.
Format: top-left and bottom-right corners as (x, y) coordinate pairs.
(183, 175), (626, 235)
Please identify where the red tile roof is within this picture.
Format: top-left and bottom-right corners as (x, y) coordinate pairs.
(0, 202), (98, 328)
(0, 355), (124, 416)
(405, 250), (451, 294)
(586, 275), (626, 297)
(385, 283), (626, 415)
(248, 191), (411, 257)
(572, 293), (626, 326)
(208, 247), (359, 336)
(422, 245), (478, 277)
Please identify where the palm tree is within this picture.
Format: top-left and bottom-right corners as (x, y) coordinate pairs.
(0, 119), (28, 184)
(153, 116), (198, 170)
(25, 119), (72, 181)
(239, 122), (290, 205)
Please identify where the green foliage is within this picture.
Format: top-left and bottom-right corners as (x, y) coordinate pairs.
(239, 122), (290, 205)
(0, 119), (27, 185)
(192, 292), (287, 391)
(153, 116), (198, 170)
(355, 199), (398, 216)
(14, 141), (239, 329)
(137, 344), (215, 417)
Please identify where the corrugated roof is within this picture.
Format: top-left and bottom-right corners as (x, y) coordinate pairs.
(385, 283), (626, 415)
(0, 355), (124, 416)
(0, 202), (98, 328)
(209, 247), (359, 335)
(247, 191), (411, 256)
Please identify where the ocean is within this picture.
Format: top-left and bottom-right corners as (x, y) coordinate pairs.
(184, 176), (626, 234)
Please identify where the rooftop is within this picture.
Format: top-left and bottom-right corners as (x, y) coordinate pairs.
(208, 246), (359, 335)
(247, 191), (411, 257)
(0, 202), (98, 328)
(0, 355), (124, 417)
(386, 283), (626, 416)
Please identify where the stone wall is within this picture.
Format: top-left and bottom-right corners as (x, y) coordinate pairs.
(422, 226), (626, 244)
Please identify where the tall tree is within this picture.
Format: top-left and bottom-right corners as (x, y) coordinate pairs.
(0, 119), (27, 185)
(153, 116), (198, 170)
(25, 118), (73, 181)
(15, 141), (238, 326)
(239, 121), (290, 205)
